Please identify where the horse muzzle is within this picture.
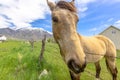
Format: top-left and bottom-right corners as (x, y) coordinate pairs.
(67, 59), (86, 74)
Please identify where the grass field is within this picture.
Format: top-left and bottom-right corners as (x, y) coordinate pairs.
(0, 40), (120, 80)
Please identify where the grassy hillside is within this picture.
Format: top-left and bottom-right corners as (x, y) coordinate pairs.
(0, 40), (120, 80)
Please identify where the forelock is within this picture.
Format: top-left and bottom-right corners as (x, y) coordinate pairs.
(56, 1), (77, 13)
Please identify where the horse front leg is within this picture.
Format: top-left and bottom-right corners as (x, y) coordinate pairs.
(69, 71), (80, 80)
(95, 61), (101, 80)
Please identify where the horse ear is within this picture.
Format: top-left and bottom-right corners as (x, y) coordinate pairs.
(70, 0), (75, 5)
(72, 0), (75, 2)
(47, 0), (56, 11)
(71, 0), (75, 4)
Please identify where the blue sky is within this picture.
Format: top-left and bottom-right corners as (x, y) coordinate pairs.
(0, 0), (120, 36)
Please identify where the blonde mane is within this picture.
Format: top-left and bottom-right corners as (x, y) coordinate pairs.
(56, 1), (77, 13)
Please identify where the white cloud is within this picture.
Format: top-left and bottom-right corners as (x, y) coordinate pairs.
(89, 24), (109, 34)
(74, 0), (96, 18)
(115, 20), (120, 24)
(89, 27), (97, 32)
(98, 0), (120, 4)
(76, 0), (95, 11)
(77, 0), (96, 4)
(0, 0), (98, 29)
(89, 19), (120, 35)
(114, 20), (120, 28)
(0, 0), (50, 29)
(0, 16), (10, 28)
(107, 18), (114, 22)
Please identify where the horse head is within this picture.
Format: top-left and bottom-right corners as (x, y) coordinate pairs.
(47, 0), (86, 74)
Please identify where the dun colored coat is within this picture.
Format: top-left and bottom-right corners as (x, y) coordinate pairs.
(47, 0), (118, 80)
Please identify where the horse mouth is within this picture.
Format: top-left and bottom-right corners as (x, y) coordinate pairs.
(67, 59), (86, 74)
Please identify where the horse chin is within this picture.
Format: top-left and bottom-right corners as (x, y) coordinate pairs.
(67, 59), (86, 74)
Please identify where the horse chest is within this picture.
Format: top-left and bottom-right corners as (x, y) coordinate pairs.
(82, 42), (106, 63)
(85, 53), (104, 63)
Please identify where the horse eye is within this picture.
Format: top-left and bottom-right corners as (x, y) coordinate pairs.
(52, 16), (59, 22)
(77, 19), (79, 22)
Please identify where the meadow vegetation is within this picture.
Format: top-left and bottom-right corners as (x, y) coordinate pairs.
(0, 40), (120, 80)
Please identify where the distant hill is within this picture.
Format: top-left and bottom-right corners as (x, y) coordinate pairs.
(0, 27), (52, 41)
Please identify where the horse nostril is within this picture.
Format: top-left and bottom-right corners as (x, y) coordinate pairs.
(67, 59), (81, 74)
(52, 16), (58, 22)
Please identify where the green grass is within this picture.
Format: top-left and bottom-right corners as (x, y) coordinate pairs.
(0, 40), (120, 80)
(0, 40), (70, 80)
(117, 50), (120, 56)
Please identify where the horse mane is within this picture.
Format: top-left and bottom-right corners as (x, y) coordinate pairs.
(56, 1), (77, 13)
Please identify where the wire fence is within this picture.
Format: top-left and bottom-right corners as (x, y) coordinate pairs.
(45, 46), (120, 80)
(46, 49), (120, 80)
(84, 69), (104, 80)
(47, 43), (120, 80)
(84, 69), (120, 80)
(85, 52), (120, 59)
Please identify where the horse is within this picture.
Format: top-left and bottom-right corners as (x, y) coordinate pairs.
(47, 0), (118, 80)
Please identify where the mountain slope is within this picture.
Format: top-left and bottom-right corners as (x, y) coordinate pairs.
(0, 28), (52, 41)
